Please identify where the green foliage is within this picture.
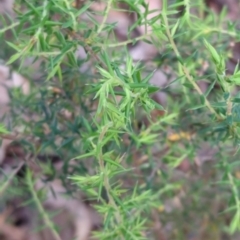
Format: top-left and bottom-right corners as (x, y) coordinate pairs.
(1, 0), (240, 239)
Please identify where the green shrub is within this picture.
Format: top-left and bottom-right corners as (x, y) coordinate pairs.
(1, 0), (240, 239)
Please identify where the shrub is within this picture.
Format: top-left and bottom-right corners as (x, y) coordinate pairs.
(1, 0), (240, 239)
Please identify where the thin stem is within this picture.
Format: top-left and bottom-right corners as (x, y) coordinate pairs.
(97, 124), (124, 240)
(96, 0), (114, 35)
(182, 66), (219, 117)
(26, 170), (61, 240)
(63, 0), (77, 31)
(99, 152), (122, 224)
(161, 11), (221, 119)
(204, 28), (237, 37)
(0, 21), (20, 34)
(103, 34), (152, 48)
(228, 170), (240, 212)
(0, 161), (24, 197)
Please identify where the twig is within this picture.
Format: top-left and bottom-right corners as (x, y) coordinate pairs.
(26, 169), (62, 240)
(96, 0), (114, 35)
(0, 161), (25, 197)
(103, 34), (152, 48)
(97, 124), (124, 240)
(161, 3), (221, 120)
